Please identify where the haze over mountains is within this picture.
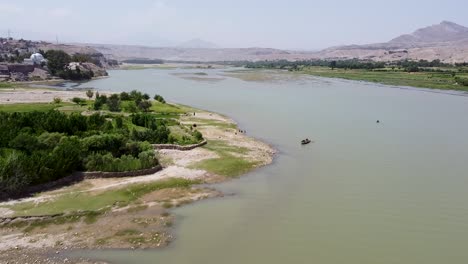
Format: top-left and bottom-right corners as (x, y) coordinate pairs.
(176, 39), (220, 49)
(78, 21), (468, 63)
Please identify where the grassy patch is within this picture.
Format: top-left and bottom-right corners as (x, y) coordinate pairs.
(301, 66), (468, 91)
(115, 228), (140, 236)
(84, 210), (103, 224)
(192, 156), (257, 177)
(191, 140), (255, 177)
(168, 125), (201, 145)
(224, 70), (282, 82)
(55, 104), (90, 113)
(203, 140), (249, 155)
(126, 236), (146, 244)
(8, 178), (199, 217)
(187, 118), (237, 130)
(150, 102), (189, 114)
(21, 214), (84, 233)
(0, 103), (62, 112)
(0, 83), (16, 89)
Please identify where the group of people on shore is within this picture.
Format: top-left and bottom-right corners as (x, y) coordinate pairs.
(235, 129), (246, 135)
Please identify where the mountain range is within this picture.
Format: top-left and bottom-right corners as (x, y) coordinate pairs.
(75, 21), (468, 63)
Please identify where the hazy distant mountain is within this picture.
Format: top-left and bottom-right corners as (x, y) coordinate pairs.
(85, 43), (297, 62)
(390, 21), (468, 44)
(75, 21), (468, 63)
(176, 39), (219, 49)
(314, 21), (468, 63)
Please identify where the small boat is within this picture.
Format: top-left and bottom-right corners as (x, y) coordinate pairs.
(301, 139), (312, 145)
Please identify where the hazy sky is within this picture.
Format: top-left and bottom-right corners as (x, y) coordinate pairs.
(1, 0), (467, 50)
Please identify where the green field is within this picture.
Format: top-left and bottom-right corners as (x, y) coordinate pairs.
(7, 178), (197, 217)
(191, 140), (256, 177)
(0, 83), (16, 89)
(0, 103), (63, 112)
(301, 66), (468, 91)
(150, 101), (190, 114)
(0, 102), (91, 113)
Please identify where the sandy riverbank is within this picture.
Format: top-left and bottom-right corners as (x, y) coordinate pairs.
(0, 87), (114, 105)
(0, 90), (275, 263)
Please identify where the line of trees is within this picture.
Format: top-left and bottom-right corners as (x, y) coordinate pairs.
(244, 59), (463, 73)
(245, 59), (386, 70)
(0, 110), (171, 195)
(94, 90), (166, 113)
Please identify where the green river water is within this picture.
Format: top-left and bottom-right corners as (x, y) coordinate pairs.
(72, 68), (468, 264)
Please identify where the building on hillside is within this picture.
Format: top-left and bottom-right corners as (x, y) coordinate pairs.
(28, 53), (47, 65)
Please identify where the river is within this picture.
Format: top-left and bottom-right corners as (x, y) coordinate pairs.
(73, 68), (468, 264)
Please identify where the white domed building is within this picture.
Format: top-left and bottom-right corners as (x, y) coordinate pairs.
(30, 53), (46, 65)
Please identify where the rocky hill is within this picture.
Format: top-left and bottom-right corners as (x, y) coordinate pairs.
(314, 21), (468, 63)
(37, 43), (117, 69)
(0, 38), (114, 82)
(390, 21), (468, 44)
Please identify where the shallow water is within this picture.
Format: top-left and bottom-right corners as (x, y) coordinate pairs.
(74, 68), (468, 264)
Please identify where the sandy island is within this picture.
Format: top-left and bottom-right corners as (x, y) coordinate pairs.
(0, 88), (275, 264)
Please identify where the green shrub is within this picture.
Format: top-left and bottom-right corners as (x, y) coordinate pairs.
(455, 77), (468, 86)
(193, 130), (203, 141)
(84, 150), (157, 172)
(107, 94), (121, 112)
(153, 94), (166, 104)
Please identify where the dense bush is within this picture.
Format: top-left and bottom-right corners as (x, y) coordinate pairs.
(0, 88), (203, 196)
(107, 94), (121, 112)
(455, 77), (468, 86)
(84, 150), (157, 172)
(131, 127), (170, 144)
(44, 50), (71, 75)
(154, 94), (166, 104)
(193, 130), (203, 141)
(0, 110), (171, 195)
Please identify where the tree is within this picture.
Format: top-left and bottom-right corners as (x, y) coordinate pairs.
(123, 101), (137, 113)
(53, 97), (62, 104)
(143, 93), (150, 100)
(154, 94), (166, 104)
(138, 100), (152, 112)
(330, 61), (337, 70)
(107, 94), (121, 112)
(86, 90), (94, 99)
(129, 90), (143, 103)
(94, 93), (107, 110)
(120, 92), (130, 101)
(115, 116), (124, 129)
(72, 97), (85, 106)
(44, 50), (71, 75)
